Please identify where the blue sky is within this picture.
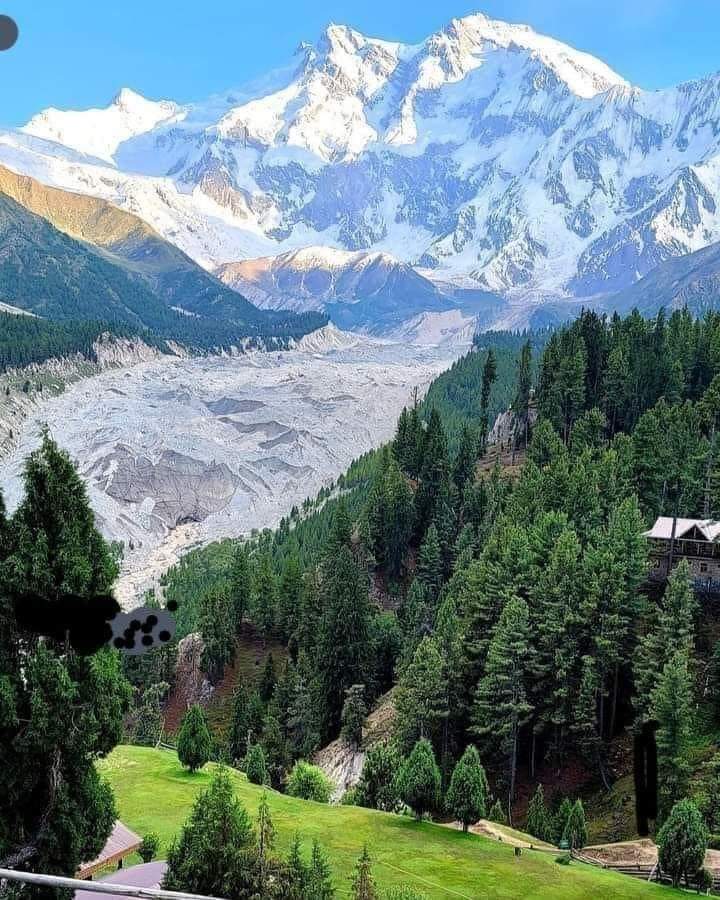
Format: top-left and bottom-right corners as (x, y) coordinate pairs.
(2, 0), (720, 127)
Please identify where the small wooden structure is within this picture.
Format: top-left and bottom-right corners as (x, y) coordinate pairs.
(77, 821), (142, 880)
(645, 516), (720, 593)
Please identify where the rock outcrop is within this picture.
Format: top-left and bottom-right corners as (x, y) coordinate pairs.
(313, 689), (397, 801)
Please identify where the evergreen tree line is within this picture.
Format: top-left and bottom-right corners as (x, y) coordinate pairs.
(0, 314), (167, 375)
(153, 307), (720, 839)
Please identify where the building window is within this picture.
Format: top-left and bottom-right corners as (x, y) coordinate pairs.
(700, 563), (708, 574)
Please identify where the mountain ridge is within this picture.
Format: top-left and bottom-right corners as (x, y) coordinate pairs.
(0, 167), (325, 345)
(3, 11), (720, 320)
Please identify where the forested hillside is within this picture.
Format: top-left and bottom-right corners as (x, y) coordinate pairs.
(4, 308), (720, 898)
(0, 190), (325, 352)
(148, 308), (720, 889)
(0, 314), (167, 373)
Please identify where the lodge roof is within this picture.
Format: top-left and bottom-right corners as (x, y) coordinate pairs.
(76, 820), (142, 880)
(644, 516), (720, 543)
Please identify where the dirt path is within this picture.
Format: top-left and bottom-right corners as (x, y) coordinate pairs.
(444, 819), (557, 852)
(584, 838), (720, 873)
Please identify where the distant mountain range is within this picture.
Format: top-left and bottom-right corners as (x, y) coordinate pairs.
(2, 12), (720, 332)
(0, 166), (324, 347)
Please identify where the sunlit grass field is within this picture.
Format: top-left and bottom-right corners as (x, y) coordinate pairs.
(99, 746), (677, 899)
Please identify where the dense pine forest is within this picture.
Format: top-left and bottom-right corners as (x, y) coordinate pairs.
(4, 308), (720, 898)
(150, 307), (720, 877)
(0, 314), (168, 374)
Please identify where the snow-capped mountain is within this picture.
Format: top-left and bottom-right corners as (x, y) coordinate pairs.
(216, 245), (461, 332)
(3, 11), (720, 313)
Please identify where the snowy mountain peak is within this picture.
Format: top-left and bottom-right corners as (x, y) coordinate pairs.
(22, 88), (180, 164)
(6, 12), (720, 314)
(441, 12), (627, 98)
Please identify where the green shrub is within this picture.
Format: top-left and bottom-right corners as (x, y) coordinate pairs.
(696, 867), (714, 892)
(286, 761), (333, 803)
(385, 887), (428, 899)
(342, 787), (359, 806)
(555, 853), (571, 866)
(138, 832), (160, 864)
(707, 833), (720, 850)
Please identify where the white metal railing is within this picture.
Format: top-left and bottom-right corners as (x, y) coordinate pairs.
(0, 868), (225, 900)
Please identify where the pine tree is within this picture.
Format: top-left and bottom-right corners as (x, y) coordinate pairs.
(394, 637), (448, 754)
(479, 349), (497, 454)
(341, 684), (367, 747)
(652, 650), (694, 821)
(399, 578), (431, 664)
(230, 542), (253, 634)
(415, 408), (449, 533)
(351, 845), (378, 900)
(580, 497), (648, 744)
(257, 791), (276, 889)
(198, 586), (235, 683)
(415, 523), (444, 603)
(393, 407), (412, 472)
(433, 475), (459, 578)
(525, 784), (552, 843)
(459, 518), (533, 706)
(228, 683), (250, 762)
(529, 525), (582, 764)
(254, 551), (278, 639)
(398, 738), (441, 821)
(372, 455), (415, 579)
(571, 656), (605, 784)
(553, 797), (574, 845)
(355, 743), (402, 812)
(245, 742), (268, 785)
(248, 689), (266, 738)
(0, 435), (133, 889)
(308, 839), (335, 900)
(489, 798), (507, 825)
(286, 832), (308, 900)
(163, 768), (254, 896)
(261, 713), (291, 788)
(454, 424), (478, 494)
(177, 705), (212, 773)
(131, 681), (168, 747)
(434, 596), (463, 769)
(604, 340), (630, 436)
(277, 553), (303, 640)
(447, 745), (489, 832)
(634, 560), (697, 726)
(260, 652), (278, 703)
(327, 500), (353, 554)
(472, 595), (533, 822)
(562, 799), (588, 850)
(513, 339), (533, 450)
(287, 659), (322, 759)
(315, 544), (373, 739)
(657, 798), (709, 888)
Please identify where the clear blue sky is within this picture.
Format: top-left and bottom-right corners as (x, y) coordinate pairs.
(2, 0), (720, 127)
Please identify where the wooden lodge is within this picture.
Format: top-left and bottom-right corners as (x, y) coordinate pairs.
(645, 516), (720, 591)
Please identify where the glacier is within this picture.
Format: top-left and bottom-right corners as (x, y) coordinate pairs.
(0, 330), (460, 606)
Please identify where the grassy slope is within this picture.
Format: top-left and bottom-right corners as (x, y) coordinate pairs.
(101, 746), (673, 899)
